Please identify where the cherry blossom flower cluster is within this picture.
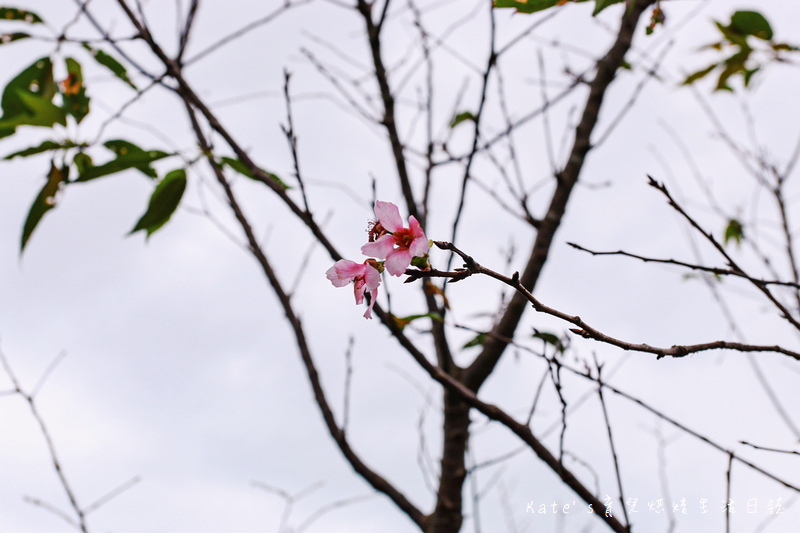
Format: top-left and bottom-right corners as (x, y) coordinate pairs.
(326, 201), (429, 319)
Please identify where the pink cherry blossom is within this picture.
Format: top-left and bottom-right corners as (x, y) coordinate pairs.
(361, 201), (428, 276)
(326, 259), (381, 318)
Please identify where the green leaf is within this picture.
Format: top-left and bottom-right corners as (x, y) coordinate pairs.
(76, 140), (170, 182)
(730, 11), (773, 41)
(4, 139), (77, 159)
(220, 156), (290, 189)
(0, 32), (30, 46)
(462, 333), (487, 349)
(393, 312), (443, 330)
(494, 0), (559, 14)
(82, 42), (137, 90)
(771, 42), (800, 52)
(493, 0), (598, 14)
(532, 329), (566, 353)
(62, 57), (89, 124)
(21, 162), (64, 252)
(130, 169), (187, 237)
(73, 151), (92, 174)
(410, 255), (430, 269)
(742, 67), (759, 86)
(0, 90), (67, 129)
(724, 218), (744, 246)
(593, 0), (623, 16)
(0, 7), (43, 23)
(450, 111), (477, 128)
(682, 64), (718, 85)
(0, 57), (57, 137)
(714, 21), (748, 49)
(715, 49), (750, 91)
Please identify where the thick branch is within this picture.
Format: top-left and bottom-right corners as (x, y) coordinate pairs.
(464, 0), (656, 391)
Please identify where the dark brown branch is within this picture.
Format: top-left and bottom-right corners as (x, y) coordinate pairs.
(176, 0), (199, 62)
(113, 0), (344, 268)
(447, 1), (497, 270)
(421, 241), (800, 362)
(596, 362), (630, 530)
(182, 98), (427, 528)
(464, 0), (656, 392)
(356, 0), (418, 221)
(0, 348), (88, 532)
(184, 1), (311, 66)
(647, 175), (800, 332)
(368, 304), (631, 533)
(739, 441), (800, 456)
(567, 242), (800, 289)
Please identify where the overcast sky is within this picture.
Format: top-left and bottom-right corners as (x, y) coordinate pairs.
(1, 1), (800, 532)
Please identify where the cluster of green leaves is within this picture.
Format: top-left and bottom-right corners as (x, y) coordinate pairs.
(493, 0), (625, 17)
(683, 11), (799, 91)
(0, 6), (187, 251)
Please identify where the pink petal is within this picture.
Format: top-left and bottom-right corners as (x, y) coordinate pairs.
(361, 234), (396, 259)
(353, 276), (366, 304)
(363, 276), (379, 319)
(364, 263), (382, 291)
(374, 201), (403, 232)
(363, 298), (376, 319)
(326, 259), (363, 287)
(409, 237), (428, 258)
(407, 217), (429, 257)
(384, 249), (412, 276)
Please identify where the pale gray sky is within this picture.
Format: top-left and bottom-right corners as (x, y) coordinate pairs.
(1, 1), (799, 532)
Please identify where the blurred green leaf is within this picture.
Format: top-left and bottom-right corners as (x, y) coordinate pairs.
(730, 11), (773, 41)
(532, 329), (566, 353)
(716, 49), (750, 91)
(220, 156), (290, 189)
(682, 64), (718, 86)
(715, 21), (749, 48)
(593, 0), (623, 16)
(76, 140), (170, 182)
(0, 32), (30, 46)
(772, 43), (800, 52)
(62, 57), (89, 123)
(462, 333), (487, 349)
(393, 312), (443, 331)
(494, 0), (625, 16)
(82, 42), (137, 90)
(450, 111), (476, 128)
(410, 255), (429, 269)
(4, 139), (77, 159)
(73, 151), (92, 174)
(130, 169), (187, 237)
(742, 67), (759, 86)
(0, 57), (57, 138)
(493, 0), (562, 14)
(0, 90), (67, 129)
(724, 218), (744, 246)
(0, 7), (43, 23)
(21, 162), (64, 252)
